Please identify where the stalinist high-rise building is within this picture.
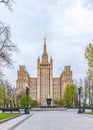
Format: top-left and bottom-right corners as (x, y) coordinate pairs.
(15, 38), (73, 105)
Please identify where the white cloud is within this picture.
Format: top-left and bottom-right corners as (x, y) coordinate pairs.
(48, 0), (93, 38)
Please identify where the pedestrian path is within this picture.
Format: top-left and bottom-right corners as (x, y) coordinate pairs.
(0, 114), (32, 130)
(0, 109), (93, 130)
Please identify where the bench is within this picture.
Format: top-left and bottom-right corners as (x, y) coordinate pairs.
(2, 108), (20, 113)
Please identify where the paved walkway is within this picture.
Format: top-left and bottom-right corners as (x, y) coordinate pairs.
(0, 109), (93, 130)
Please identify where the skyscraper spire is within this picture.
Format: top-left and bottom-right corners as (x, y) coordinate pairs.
(43, 38), (47, 54)
(42, 38), (48, 63)
(44, 38), (46, 45)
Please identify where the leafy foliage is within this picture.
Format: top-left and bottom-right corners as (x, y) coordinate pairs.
(63, 84), (77, 106)
(0, 85), (6, 106)
(20, 94), (33, 107)
(85, 43), (93, 81)
(57, 99), (64, 106)
(0, 80), (13, 108)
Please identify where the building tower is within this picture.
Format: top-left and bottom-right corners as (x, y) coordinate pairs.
(15, 66), (30, 99)
(37, 38), (53, 105)
(60, 66), (73, 99)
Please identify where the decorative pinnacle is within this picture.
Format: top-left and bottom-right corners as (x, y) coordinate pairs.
(50, 56), (52, 61)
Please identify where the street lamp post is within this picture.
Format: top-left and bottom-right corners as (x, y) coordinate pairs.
(25, 87), (30, 114)
(78, 86), (83, 113)
(82, 98), (86, 113)
(10, 99), (12, 108)
(9, 98), (12, 113)
(4, 98), (5, 108)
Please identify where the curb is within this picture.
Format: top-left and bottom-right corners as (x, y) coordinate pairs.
(31, 108), (67, 111)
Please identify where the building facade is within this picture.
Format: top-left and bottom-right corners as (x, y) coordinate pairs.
(15, 39), (73, 105)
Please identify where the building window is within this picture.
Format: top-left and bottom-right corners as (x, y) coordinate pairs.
(19, 75), (24, 80)
(66, 74), (70, 80)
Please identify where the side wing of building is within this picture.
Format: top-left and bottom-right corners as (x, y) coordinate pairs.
(30, 78), (37, 100)
(53, 78), (60, 100)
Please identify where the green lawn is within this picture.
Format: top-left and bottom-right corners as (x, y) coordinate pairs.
(0, 113), (18, 120)
(85, 112), (93, 115)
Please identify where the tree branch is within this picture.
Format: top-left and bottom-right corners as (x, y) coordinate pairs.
(0, 0), (14, 10)
(0, 22), (18, 68)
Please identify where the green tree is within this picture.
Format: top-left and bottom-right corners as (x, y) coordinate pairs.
(85, 43), (93, 105)
(20, 94), (33, 107)
(0, 85), (6, 107)
(85, 43), (93, 81)
(64, 84), (76, 107)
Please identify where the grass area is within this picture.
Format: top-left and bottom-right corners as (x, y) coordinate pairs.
(85, 112), (93, 115)
(0, 113), (18, 120)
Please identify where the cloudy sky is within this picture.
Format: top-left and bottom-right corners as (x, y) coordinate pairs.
(0, 0), (93, 86)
